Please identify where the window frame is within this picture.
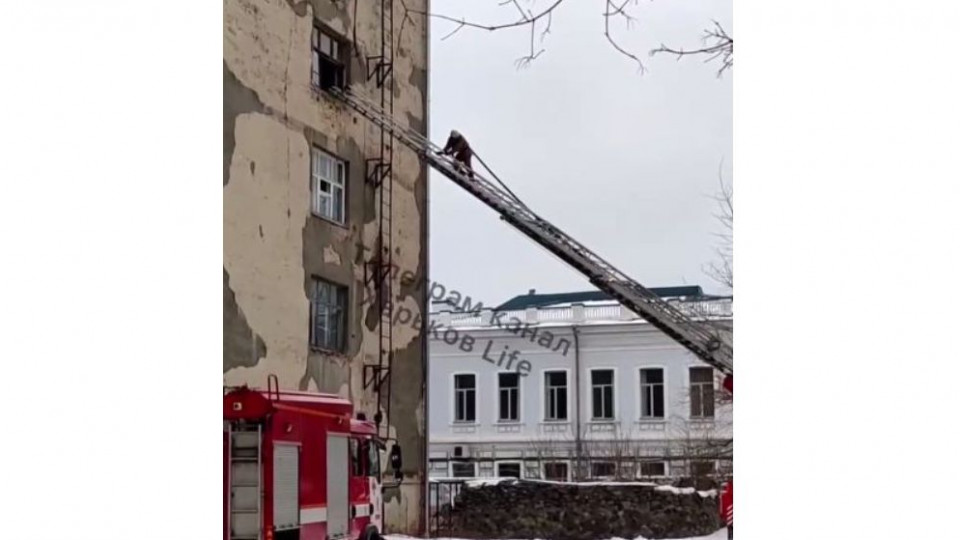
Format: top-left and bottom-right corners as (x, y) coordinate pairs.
(310, 146), (347, 226)
(690, 460), (717, 478)
(450, 461), (477, 479)
(542, 461), (571, 482)
(311, 22), (348, 91)
(309, 277), (348, 353)
(452, 372), (477, 424)
(638, 460), (668, 478)
(542, 369), (570, 422)
(688, 366), (716, 419)
(639, 366), (667, 420)
(589, 367), (617, 421)
(495, 461), (523, 479)
(497, 371), (521, 423)
(589, 461), (617, 480)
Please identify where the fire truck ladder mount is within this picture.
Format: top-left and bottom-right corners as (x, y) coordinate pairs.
(330, 87), (733, 376)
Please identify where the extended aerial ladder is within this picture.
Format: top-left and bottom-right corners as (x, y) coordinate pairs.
(330, 87), (733, 378)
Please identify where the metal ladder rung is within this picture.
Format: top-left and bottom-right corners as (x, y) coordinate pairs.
(333, 85), (732, 371)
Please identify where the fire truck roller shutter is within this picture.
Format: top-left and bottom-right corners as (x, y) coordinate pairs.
(273, 444), (300, 531)
(327, 435), (350, 538)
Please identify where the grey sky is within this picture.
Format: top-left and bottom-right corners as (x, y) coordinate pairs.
(426, 0), (732, 308)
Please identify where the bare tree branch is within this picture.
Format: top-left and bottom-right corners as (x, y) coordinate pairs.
(651, 20), (733, 77)
(703, 162), (733, 291)
(401, 0), (655, 70)
(604, 0), (646, 72)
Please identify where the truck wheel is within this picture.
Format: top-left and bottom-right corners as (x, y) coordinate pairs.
(361, 524), (381, 540)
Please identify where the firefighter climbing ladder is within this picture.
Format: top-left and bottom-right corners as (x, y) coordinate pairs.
(331, 86), (734, 376)
(363, 0), (396, 439)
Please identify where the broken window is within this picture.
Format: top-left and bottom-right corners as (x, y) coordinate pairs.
(311, 24), (346, 90)
(691, 461), (717, 478)
(689, 367), (716, 418)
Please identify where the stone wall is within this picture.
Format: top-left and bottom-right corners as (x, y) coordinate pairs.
(444, 480), (721, 540)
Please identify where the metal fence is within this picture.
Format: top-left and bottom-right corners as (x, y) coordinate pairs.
(427, 479), (466, 537)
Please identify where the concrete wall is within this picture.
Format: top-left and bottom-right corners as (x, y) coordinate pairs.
(223, 0), (428, 534)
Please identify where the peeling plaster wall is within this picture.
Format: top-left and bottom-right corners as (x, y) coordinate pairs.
(223, 0), (428, 534)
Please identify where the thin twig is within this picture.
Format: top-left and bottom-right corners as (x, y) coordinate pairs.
(651, 20), (733, 77)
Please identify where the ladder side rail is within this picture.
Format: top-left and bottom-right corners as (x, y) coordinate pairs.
(331, 88), (733, 373)
(494, 201), (733, 373)
(437, 160), (733, 372)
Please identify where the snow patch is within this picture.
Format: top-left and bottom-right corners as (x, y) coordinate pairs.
(654, 485), (696, 495)
(386, 528), (729, 540)
(458, 477), (664, 489)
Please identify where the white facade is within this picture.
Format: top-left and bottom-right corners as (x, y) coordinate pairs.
(427, 291), (732, 483)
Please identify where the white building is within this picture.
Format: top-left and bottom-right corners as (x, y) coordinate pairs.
(427, 287), (732, 484)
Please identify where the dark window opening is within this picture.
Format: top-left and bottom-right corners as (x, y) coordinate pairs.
(691, 461), (716, 477)
(545, 371), (568, 421)
(499, 372), (520, 422)
(640, 461), (667, 477)
(451, 462), (475, 478)
(641, 368), (665, 418)
(544, 462), (569, 481)
(497, 462), (521, 478)
(590, 462), (616, 479)
(454, 374), (476, 423)
(312, 24), (347, 91)
(591, 369), (615, 420)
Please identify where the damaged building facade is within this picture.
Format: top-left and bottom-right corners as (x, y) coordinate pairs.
(224, 0), (428, 534)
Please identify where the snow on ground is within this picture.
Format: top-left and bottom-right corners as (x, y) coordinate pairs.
(459, 477), (662, 489)
(386, 529), (728, 540)
(434, 477), (717, 498)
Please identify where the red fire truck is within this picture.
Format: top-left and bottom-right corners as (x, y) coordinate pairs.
(720, 374), (733, 539)
(224, 377), (394, 540)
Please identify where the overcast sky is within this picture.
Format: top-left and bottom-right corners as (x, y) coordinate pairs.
(426, 0), (732, 308)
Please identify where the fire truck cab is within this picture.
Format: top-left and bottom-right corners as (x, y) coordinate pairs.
(224, 381), (386, 540)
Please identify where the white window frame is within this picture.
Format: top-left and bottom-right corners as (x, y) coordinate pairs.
(541, 369), (570, 422)
(542, 460), (572, 482)
(589, 367), (617, 421)
(311, 147), (346, 224)
(638, 366), (667, 420)
(497, 371), (521, 423)
(688, 366), (716, 419)
(451, 372), (477, 424)
(309, 277), (347, 352)
(638, 460), (669, 479)
(495, 461), (523, 479)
